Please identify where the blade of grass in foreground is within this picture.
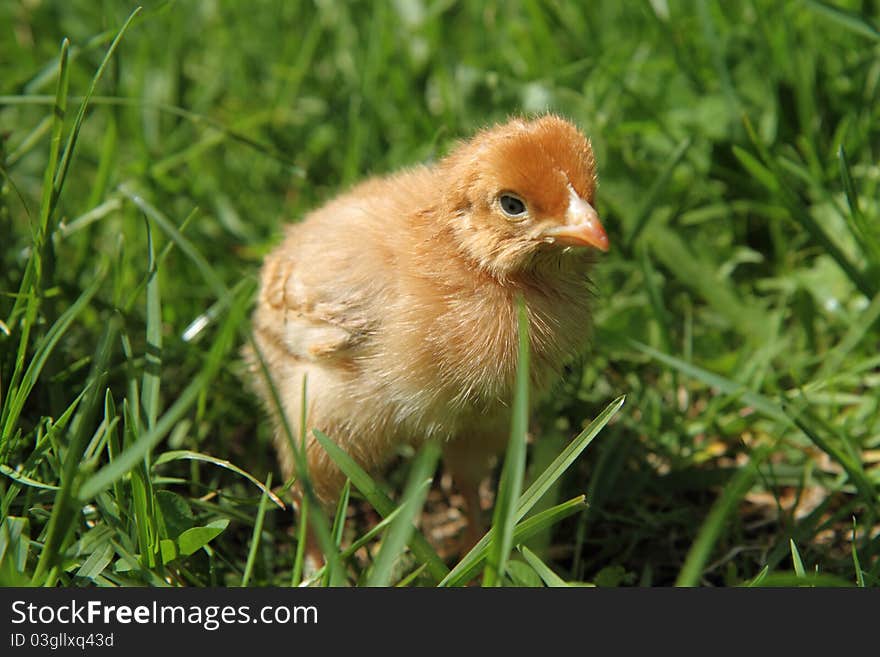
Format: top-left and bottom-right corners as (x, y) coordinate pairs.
(291, 376), (311, 587)
(749, 572), (852, 587)
(300, 486), (431, 586)
(367, 442), (440, 586)
(301, 486), (431, 585)
(0, 466), (60, 491)
(517, 395), (625, 517)
(322, 480), (351, 587)
(483, 297), (530, 587)
(441, 496), (587, 587)
(440, 395), (623, 587)
(141, 215), (161, 431)
(313, 429), (449, 582)
(241, 473), (272, 587)
(518, 545), (569, 587)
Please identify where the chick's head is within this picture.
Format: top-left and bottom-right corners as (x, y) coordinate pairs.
(440, 115), (609, 277)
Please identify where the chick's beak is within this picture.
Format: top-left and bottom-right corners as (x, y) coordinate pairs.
(543, 187), (609, 252)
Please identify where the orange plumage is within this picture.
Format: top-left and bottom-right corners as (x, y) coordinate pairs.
(247, 114), (608, 538)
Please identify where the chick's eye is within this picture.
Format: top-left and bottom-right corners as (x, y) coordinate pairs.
(499, 193), (527, 219)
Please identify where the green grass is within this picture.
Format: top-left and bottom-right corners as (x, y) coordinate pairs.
(1, 0), (879, 587)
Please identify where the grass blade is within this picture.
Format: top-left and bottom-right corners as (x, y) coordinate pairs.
(441, 496), (587, 587)
(367, 442), (440, 586)
(838, 145), (880, 263)
(516, 395), (624, 519)
(0, 466), (59, 491)
(291, 493), (309, 587)
(748, 572), (852, 587)
(322, 480), (351, 587)
(518, 545), (569, 587)
(852, 520), (865, 588)
(745, 565), (770, 587)
(790, 539), (806, 577)
(141, 215), (162, 431)
(331, 480), (351, 548)
(52, 7), (142, 204)
(241, 473), (272, 587)
(118, 187), (227, 299)
(629, 339), (789, 422)
(312, 429), (449, 582)
(802, 0), (880, 41)
(1, 39), (69, 446)
(152, 450), (284, 509)
(302, 487), (431, 585)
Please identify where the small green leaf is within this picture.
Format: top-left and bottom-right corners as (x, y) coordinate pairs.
(595, 565), (629, 588)
(176, 519), (230, 557)
(159, 540), (178, 564)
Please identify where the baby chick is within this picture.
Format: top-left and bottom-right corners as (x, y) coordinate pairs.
(247, 114), (608, 545)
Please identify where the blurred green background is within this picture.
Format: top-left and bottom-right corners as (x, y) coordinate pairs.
(1, 0), (878, 586)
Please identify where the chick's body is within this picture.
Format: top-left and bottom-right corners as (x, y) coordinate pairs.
(249, 115), (608, 509)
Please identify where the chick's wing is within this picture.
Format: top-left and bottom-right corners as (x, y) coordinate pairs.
(253, 238), (379, 364)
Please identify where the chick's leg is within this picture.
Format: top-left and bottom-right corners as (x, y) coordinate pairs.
(442, 433), (507, 554)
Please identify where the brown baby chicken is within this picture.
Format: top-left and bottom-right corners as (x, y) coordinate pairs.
(247, 114), (608, 548)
